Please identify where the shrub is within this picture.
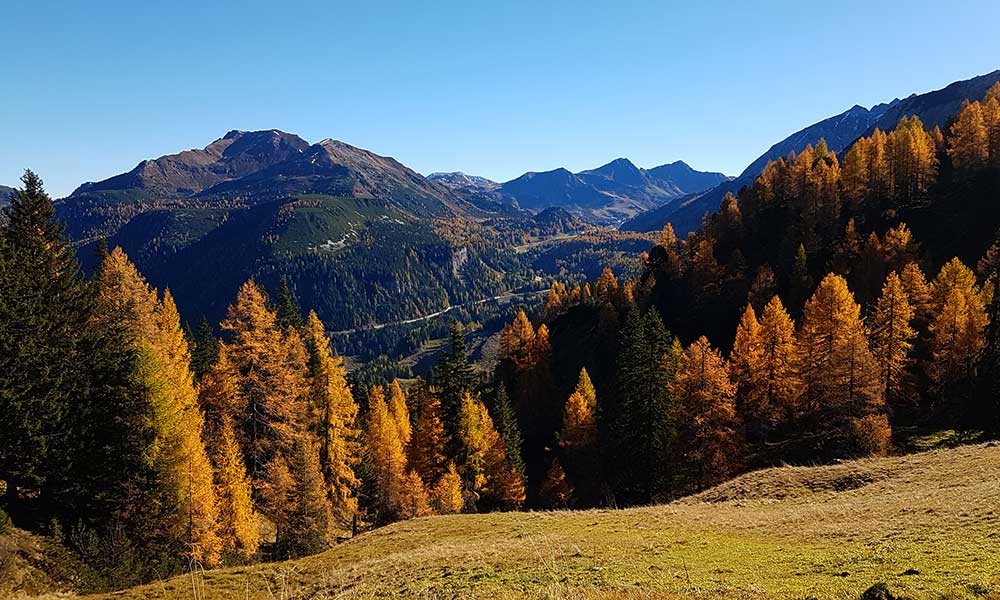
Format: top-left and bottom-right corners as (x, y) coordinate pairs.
(0, 508), (12, 535)
(852, 414), (893, 457)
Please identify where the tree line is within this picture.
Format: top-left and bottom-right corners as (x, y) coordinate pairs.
(0, 173), (525, 590)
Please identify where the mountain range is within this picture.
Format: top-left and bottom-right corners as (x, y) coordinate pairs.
(621, 69), (1000, 235)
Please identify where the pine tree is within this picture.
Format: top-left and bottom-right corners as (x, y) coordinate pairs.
(0, 171), (154, 544)
(189, 317), (220, 379)
(673, 337), (741, 488)
(433, 321), (476, 444)
(747, 264), (777, 313)
(220, 280), (308, 489)
(610, 307), (681, 503)
(789, 244), (813, 312)
(274, 276), (303, 332)
(212, 419), (259, 562)
(492, 384), (525, 482)
(870, 272), (916, 407)
(302, 311), (361, 529)
(430, 463), (464, 514)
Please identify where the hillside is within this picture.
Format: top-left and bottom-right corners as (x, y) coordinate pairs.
(623, 68), (1000, 235)
(84, 442), (1000, 599)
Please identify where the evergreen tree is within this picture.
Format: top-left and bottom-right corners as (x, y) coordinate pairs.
(492, 384), (525, 482)
(789, 244), (814, 312)
(274, 276), (303, 332)
(433, 321), (476, 444)
(609, 306), (681, 503)
(0, 171), (153, 539)
(190, 317), (220, 379)
(280, 436), (332, 557)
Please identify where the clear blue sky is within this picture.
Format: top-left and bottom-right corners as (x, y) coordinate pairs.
(3, 0), (1000, 198)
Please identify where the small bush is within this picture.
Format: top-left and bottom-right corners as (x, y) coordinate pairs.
(0, 508), (12, 535)
(852, 414), (893, 457)
(860, 582), (905, 600)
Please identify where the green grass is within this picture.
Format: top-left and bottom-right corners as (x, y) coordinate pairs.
(84, 442), (1000, 599)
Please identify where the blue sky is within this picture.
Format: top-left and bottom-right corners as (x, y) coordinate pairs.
(2, 0), (1000, 198)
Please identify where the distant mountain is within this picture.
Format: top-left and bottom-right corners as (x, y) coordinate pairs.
(499, 159), (728, 225)
(623, 69), (1000, 236)
(427, 172), (500, 193)
(73, 129), (311, 198)
(0, 185), (14, 208)
(58, 131), (479, 240)
(647, 161), (732, 194)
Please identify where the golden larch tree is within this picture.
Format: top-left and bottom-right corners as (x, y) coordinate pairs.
(388, 379), (412, 446)
(797, 273), (883, 425)
(539, 457), (573, 508)
(949, 101), (989, 169)
(869, 272), (916, 407)
(302, 311), (361, 529)
(672, 336), (741, 487)
(407, 393), (449, 485)
(95, 248), (221, 565)
(729, 305), (767, 443)
(220, 280), (308, 490)
(365, 385), (407, 518)
(398, 470), (433, 519)
(430, 462), (464, 514)
(758, 295), (800, 430)
(212, 418), (260, 562)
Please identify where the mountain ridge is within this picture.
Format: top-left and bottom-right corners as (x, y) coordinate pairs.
(621, 68), (1000, 236)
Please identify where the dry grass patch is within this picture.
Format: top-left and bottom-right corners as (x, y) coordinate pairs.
(67, 443), (1000, 599)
